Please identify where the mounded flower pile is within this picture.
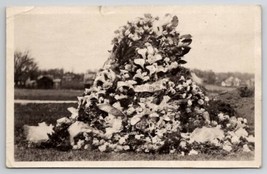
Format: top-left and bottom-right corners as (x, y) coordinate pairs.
(24, 14), (255, 155)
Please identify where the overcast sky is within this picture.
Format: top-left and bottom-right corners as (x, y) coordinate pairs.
(13, 6), (258, 74)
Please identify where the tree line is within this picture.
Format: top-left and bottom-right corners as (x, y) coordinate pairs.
(14, 51), (90, 88)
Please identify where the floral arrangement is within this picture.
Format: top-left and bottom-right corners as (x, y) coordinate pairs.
(24, 14), (254, 155)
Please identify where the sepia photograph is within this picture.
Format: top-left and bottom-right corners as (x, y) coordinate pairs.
(6, 6), (261, 168)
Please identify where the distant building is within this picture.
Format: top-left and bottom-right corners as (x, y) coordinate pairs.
(245, 78), (255, 88)
(25, 78), (37, 88)
(62, 72), (75, 82)
(84, 72), (96, 88)
(37, 75), (54, 89)
(53, 78), (62, 89)
(221, 76), (241, 87)
(233, 77), (241, 87)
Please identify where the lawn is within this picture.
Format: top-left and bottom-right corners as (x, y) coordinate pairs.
(14, 89), (84, 101)
(14, 102), (254, 161)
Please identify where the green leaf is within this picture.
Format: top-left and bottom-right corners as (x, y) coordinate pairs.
(180, 34), (192, 46)
(171, 16), (179, 27)
(178, 60), (187, 64)
(174, 46), (191, 56)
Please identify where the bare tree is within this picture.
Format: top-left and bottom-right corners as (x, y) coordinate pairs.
(14, 51), (38, 87)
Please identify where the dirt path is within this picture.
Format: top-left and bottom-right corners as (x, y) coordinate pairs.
(14, 100), (77, 104)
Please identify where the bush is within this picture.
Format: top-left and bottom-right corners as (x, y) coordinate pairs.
(238, 86), (254, 98)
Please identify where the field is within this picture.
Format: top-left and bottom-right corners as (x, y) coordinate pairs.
(13, 86), (255, 161)
(15, 89), (84, 101)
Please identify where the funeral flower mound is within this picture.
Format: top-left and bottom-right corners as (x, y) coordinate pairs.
(23, 14), (254, 155)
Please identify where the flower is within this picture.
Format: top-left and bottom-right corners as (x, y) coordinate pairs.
(198, 99), (204, 105)
(223, 142), (233, 152)
(23, 122), (54, 144)
(188, 149), (198, 155)
(67, 107), (79, 120)
(134, 59), (145, 68)
(179, 141), (187, 148)
(146, 64), (157, 76)
(145, 42), (155, 55)
(187, 100), (192, 106)
(243, 144), (251, 152)
(130, 114), (143, 125)
(56, 117), (71, 127)
(137, 48), (147, 59)
(235, 127), (248, 138)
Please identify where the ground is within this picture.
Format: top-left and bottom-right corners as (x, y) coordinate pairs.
(15, 89), (83, 100)
(13, 88), (255, 161)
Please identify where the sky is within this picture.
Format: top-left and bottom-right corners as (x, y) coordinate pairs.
(13, 6), (259, 74)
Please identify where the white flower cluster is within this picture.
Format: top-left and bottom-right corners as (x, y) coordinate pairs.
(24, 14), (254, 155)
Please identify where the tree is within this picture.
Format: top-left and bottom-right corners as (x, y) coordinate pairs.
(14, 51), (39, 87)
(40, 68), (64, 79)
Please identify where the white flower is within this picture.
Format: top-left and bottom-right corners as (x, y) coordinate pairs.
(84, 144), (89, 150)
(176, 84), (183, 90)
(180, 76), (185, 81)
(135, 134), (144, 140)
(204, 96), (209, 102)
(130, 114), (143, 125)
(126, 106), (135, 115)
(137, 48), (147, 59)
(211, 120), (218, 127)
(179, 141), (187, 148)
(134, 59), (145, 68)
(235, 127), (248, 138)
(170, 149), (176, 153)
(186, 79), (192, 85)
(67, 107), (79, 120)
(223, 144), (232, 152)
(246, 135), (254, 143)
(231, 135), (240, 144)
(189, 126), (224, 144)
(189, 149), (198, 155)
(146, 64), (157, 75)
(68, 121), (92, 146)
(56, 117), (71, 127)
(77, 140), (85, 149)
(123, 145), (130, 151)
(128, 33), (141, 41)
(92, 138), (100, 146)
(168, 61), (179, 70)
(114, 94), (127, 100)
(243, 144), (251, 152)
(98, 144), (107, 152)
(164, 57), (170, 63)
(145, 43), (155, 55)
(198, 99), (204, 105)
(202, 111), (210, 124)
(112, 102), (123, 112)
(119, 137), (127, 145)
(149, 112), (159, 118)
(187, 100), (192, 106)
(218, 113), (225, 121)
(23, 122), (54, 144)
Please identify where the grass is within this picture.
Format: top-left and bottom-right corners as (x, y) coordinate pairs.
(14, 146), (254, 161)
(205, 84), (236, 93)
(14, 103), (255, 161)
(14, 89), (84, 101)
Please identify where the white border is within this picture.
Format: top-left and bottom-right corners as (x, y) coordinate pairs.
(5, 5), (262, 168)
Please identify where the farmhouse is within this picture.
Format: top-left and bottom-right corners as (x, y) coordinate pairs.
(25, 78), (37, 88)
(37, 75), (54, 89)
(221, 76), (241, 87)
